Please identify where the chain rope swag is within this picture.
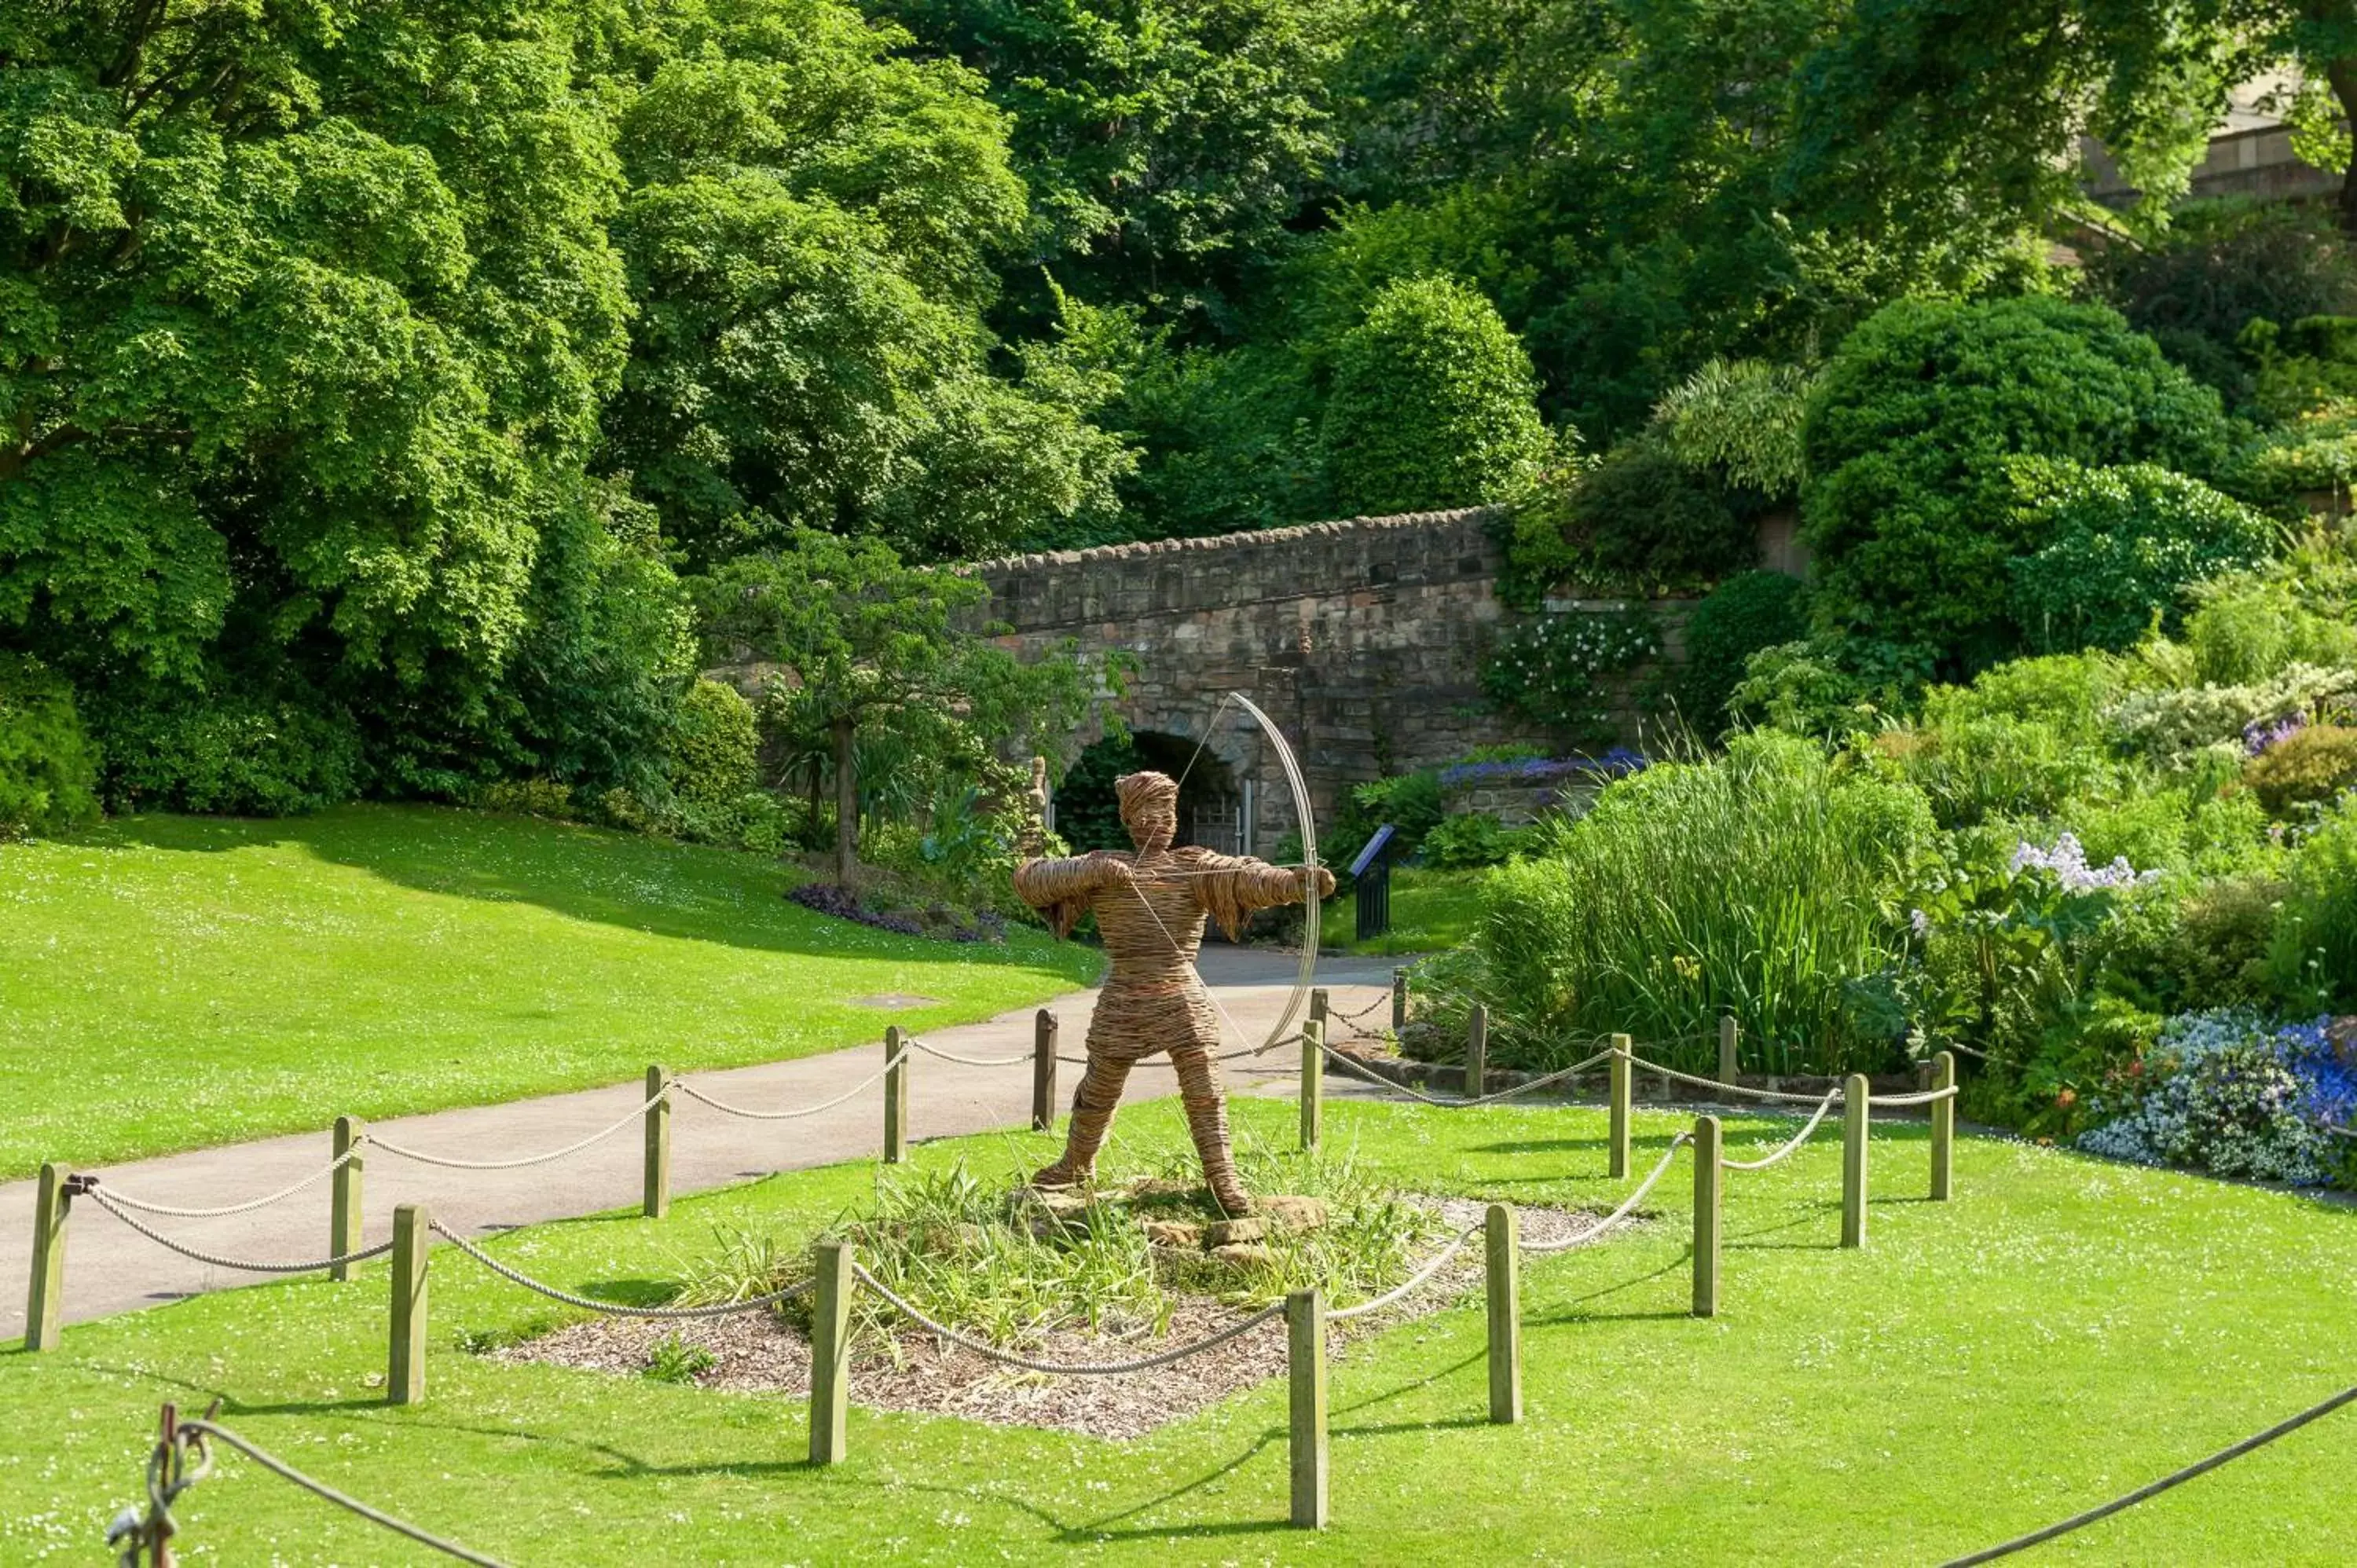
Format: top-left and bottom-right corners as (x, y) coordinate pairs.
(111, 1411), (507, 1567)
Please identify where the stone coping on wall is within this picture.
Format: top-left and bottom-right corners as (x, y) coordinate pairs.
(959, 505), (1505, 577)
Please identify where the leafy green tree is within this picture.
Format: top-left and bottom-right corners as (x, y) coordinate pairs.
(0, 0), (692, 804)
(1319, 275), (1552, 515)
(1802, 295), (2233, 671)
(867, 0), (1353, 317)
(594, 0), (1129, 569)
(690, 529), (1098, 882)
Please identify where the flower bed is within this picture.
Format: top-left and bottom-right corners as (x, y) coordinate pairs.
(2077, 1010), (2357, 1185)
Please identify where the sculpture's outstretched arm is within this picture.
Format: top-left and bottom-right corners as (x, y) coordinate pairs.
(1014, 851), (1134, 940)
(1180, 851), (1336, 941)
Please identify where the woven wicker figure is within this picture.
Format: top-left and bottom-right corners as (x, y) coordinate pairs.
(1014, 771), (1333, 1214)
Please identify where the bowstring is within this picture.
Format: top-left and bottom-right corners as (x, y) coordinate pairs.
(1169, 691), (1237, 798)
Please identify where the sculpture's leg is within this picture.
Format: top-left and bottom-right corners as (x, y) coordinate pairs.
(1034, 1052), (1133, 1190)
(1169, 1045), (1252, 1214)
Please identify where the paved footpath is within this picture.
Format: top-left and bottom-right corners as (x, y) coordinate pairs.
(2, 949), (1404, 1337)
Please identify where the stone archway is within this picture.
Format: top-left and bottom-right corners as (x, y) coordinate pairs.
(1053, 731), (1249, 855)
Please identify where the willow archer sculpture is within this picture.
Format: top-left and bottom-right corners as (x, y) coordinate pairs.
(1014, 770), (1333, 1214)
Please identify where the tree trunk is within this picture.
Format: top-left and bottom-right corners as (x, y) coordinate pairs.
(2330, 58), (2357, 237)
(832, 717), (856, 887)
(805, 757), (823, 841)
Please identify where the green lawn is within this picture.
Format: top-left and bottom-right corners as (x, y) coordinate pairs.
(1321, 866), (1490, 955)
(0, 805), (1100, 1178)
(8, 1096), (2355, 1563)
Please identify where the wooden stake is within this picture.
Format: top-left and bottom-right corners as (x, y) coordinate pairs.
(1608, 1035), (1633, 1179)
(1031, 1010), (1058, 1134)
(388, 1204), (428, 1405)
(155, 1403), (178, 1568)
(24, 1163), (69, 1352)
(883, 1026), (909, 1163)
(329, 1117), (364, 1282)
(1717, 1015), (1739, 1086)
(1391, 967), (1408, 1032)
(1287, 1287), (1329, 1529)
(1931, 1050), (1956, 1202)
(1309, 986), (1329, 1035)
(808, 1238), (852, 1465)
(643, 1066), (670, 1220)
(1692, 1116), (1722, 1318)
(1465, 1003), (1488, 1100)
(1485, 1203), (1521, 1424)
(1299, 1019), (1325, 1151)
(1842, 1074), (1869, 1249)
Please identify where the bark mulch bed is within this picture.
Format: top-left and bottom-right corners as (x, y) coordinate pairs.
(493, 1196), (1633, 1439)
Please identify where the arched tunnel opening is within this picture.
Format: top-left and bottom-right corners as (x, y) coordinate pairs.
(1053, 731), (1244, 855)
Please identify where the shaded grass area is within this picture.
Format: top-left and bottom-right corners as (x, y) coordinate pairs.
(0, 804), (1100, 1177)
(5, 1095), (2357, 1563)
(1319, 866), (1489, 956)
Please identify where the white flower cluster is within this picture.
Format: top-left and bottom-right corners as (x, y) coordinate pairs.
(2008, 832), (2161, 892)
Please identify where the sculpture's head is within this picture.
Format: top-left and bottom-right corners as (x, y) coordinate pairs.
(1114, 771), (1179, 856)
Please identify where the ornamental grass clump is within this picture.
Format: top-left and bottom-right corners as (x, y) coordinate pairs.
(1469, 732), (1934, 1075)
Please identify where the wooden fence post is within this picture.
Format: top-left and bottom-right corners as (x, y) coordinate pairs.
(1931, 1051), (1956, 1202)
(1288, 1287), (1329, 1530)
(1298, 1017), (1326, 1152)
(1485, 1203), (1520, 1424)
(388, 1203), (429, 1405)
(882, 1026), (909, 1164)
(808, 1237), (852, 1465)
(330, 1117), (364, 1282)
(24, 1163), (70, 1352)
(1465, 1003), (1488, 1101)
(1608, 1035), (1633, 1179)
(1842, 1074), (1869, 1249)
(1391, 967), (1408, 1033)
(643, 1066), (670, 1220)
(1692, 1116), (1721, 1318)
(1717, 1015), (1739, 1086)
(1309, 987), (1329, 1037)
(1031, 1010), (1058, 1134)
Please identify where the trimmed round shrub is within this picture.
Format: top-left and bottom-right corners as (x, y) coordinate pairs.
(1802, 296), (2233, 672)
(666, 679), (760, 806)
(1320, 275), (1552, 516)
(1560, 436), (1754, 585)
(0, 654), (99, 837)
(2006, 460), (2275, 653)
(2244, 724), (2357, 815)
(1677, 570), (1809, 731)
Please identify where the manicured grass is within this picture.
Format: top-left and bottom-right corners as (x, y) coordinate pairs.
(7, 1096), (2356, 1563)
(0, 805), (1100, 1178)
(1321, 866), (1490, 955)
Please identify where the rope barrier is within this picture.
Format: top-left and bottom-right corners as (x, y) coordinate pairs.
(1316, 1041), (1619, 1108)
(178, 1418), (508, 1566)
(1611, 1051), (1851, 1106)
(91, 1147), (363, 1219)
(904, 1038), (1036, 1069)
(1521, 1132), (1692, 1255)
(672, 1047), (908, 1121)
(1940, 1383), (2357, 1566)
(368, 1085), (668, 1170)
(85, 1189), (394, 1274)
(1720, 1090), (1842, 1171)
(1327, 1225), (1481, 1322)
(427, 1222), (814, 1318)
(850, 1262), (1285, 1376)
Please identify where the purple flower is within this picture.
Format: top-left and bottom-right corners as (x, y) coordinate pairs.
(2244, 712), (2307, 757)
